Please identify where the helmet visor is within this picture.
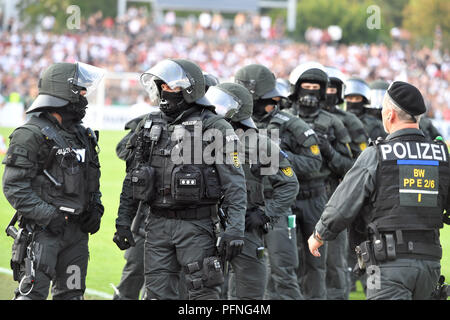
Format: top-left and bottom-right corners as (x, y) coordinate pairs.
(370, 89), (386, 109)
(205, 86), (241, 118)
(140, 60), (192, 92)
(73, 62), (106, 96)
(344, 80), (371, 102)
(325, 67), (346, 84)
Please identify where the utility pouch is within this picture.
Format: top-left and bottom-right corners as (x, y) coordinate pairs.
(58, 149), (85, 196)
(62, 164), (84, 196)
(172, 165), (203, 203)
(385, 233), (397, 260)
(368, 223), (387, 262)
(131, 165), (156, 202)
(372, 236), (387, 262)
(355, 240), (374, 270)
(202, 256), (224, 288)
(202, 167), (221, 200)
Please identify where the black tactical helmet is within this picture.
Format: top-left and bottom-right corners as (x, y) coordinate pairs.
(27, 62), (106, 113)
(324, 66), (346, 105)
(289, 62), (328, 100)
(205, 82), (256, 129)
(234, 64), (284, 101)
(203, 72), (220, 91)
(344, 77), (371, 104)
(369, 80), (390, 109)
(140, 59), (211, 106)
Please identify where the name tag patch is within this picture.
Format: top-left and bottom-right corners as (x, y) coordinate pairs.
(398, 161), (439, 207)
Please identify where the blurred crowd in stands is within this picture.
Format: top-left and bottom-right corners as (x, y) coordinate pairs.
(0, 6), (448, 120)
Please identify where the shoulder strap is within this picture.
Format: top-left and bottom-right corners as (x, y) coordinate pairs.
(26, 116), (70, 149)
(283, 116), (317, 146)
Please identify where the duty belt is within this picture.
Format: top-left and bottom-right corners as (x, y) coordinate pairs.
(369, 229), (442, 261)
(151, 205), (216, 220)
(296, 185), (326, 200)
(392, 230), (442, 260)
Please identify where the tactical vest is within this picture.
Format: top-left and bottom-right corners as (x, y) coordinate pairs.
(22, 115), (99, 216)
(133, 108), (224, 210)
(243, 164), (264, 210)
(264, 110), (321, 183)
(329, 107), (368, 158)
(360, 113), (387, 142)
(372, 136), (450, 232)
(240, 133), (270, 210)
(302, 109), (351, 180)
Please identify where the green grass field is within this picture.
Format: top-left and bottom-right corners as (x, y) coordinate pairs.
(0, 126), (448, 300)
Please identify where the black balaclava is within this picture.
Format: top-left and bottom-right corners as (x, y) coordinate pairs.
(57, 95), (89, 128)
(346, 99), (365, 117)
(297, 84), (321, 117)
(160, 90), (187, 118)
(325, 84), (339, 111)
(253, 98), (277, 121)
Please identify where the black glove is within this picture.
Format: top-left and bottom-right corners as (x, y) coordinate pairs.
(317, 134), (334, 159)
(245, 209), (271, 233)
(80, 203), (104, 235)
(113, 225), (136, 250)
(218, 232), (244, 262)
(46, 211), (67, 236)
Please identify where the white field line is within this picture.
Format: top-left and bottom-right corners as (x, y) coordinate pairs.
(0, 266), (113, 299)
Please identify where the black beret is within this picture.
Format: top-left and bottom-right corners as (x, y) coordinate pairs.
(387, 81), (426, 116)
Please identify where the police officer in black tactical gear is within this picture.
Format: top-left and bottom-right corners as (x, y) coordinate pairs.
(369, 80), (389, 121)
(113, 72), (221, 300)
(113, 59), (247, 300)
(112, 114), (148, 300)
(310, 81), (450, 300)
(206, 82), (299, 299)
(2, 62), (105, 300)
(345, 77), (387, 142)
(322, 66), (369, 299)
(235, 64), (322, 300)
(288, 62), (353, 299)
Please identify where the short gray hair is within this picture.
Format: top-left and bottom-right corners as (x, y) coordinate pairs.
(382, 93), (421, 123)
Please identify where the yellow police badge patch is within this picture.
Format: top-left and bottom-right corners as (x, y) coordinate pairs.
(359, 142), (367, 151)
(281, 167), (294, 177)
(231, 152), (240, 168)
(310, 144), (320, 155)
